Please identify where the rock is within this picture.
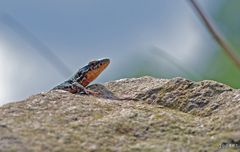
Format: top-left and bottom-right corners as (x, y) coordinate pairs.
(0, 76), (240, 151)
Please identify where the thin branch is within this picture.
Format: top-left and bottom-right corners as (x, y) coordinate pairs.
(188, 0), (240, 69)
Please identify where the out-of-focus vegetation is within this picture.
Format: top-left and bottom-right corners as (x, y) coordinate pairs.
(204, 0), (240, 88)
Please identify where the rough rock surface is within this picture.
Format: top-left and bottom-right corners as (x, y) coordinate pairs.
(0, 76), (240, 152)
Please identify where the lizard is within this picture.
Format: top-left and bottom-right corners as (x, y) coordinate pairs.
(52, 58), (110, 96)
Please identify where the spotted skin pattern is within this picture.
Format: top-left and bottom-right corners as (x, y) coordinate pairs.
(52, 58), (110, 95)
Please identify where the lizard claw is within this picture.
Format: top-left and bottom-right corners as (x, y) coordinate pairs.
(72, 81), (99, 96)
(86, 89), (99, 96)
(80, 88), (99, 96)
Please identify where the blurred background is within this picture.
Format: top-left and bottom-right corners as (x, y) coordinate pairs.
(0, 0), (239, 105)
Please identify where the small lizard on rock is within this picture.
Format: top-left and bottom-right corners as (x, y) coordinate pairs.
(52, 58), (110, 96)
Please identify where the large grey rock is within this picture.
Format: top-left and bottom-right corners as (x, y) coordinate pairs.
(0, 76), (240, 152)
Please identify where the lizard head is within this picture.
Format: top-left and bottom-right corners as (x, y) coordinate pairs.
(79, 58), (110, 86)
(87, 58), (110, 73)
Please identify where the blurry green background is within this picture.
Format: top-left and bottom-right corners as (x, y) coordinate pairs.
(204, 0), (240, 88)
(0, 0), (239, 104)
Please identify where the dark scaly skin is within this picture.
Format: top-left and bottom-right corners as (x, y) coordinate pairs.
(52, 58), (110, 95)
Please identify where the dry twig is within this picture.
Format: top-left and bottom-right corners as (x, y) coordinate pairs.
(188, 0), (240, 69)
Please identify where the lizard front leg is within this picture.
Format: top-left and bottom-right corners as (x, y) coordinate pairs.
(72, 82), (98, 96)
